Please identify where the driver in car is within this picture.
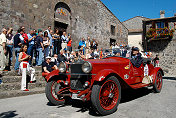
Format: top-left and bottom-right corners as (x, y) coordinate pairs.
(130, 47), (143, 68)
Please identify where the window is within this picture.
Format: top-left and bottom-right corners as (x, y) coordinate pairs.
(156, 22), (165, 28)
(111, 25), (115, 35)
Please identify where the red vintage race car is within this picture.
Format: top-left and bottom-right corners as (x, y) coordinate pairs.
(44, 55), (164, 115)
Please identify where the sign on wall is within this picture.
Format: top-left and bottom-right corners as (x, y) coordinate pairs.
(55, 7), (70, 24)
(56, 8), (67, 16)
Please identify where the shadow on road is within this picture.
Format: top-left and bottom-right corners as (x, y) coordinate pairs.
(46, 87), (152, 116)
(0, 111), (18, 118)
(163, 77), (176, 81)
(68, 100), (99, 116)
(120, 87), (152, 103)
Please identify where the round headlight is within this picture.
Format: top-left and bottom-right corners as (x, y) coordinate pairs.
(82, 61), (92, 73)
(59, 62), (66, 73)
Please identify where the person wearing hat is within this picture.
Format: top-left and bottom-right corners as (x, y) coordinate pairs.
(42, 56), (53, 77)
(42, 56), (58, 77)
(130, 47), (143, 68)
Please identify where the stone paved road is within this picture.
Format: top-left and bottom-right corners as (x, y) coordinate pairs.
(0, 79), (176, 118)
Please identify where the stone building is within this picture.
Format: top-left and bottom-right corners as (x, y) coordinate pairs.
(143, 12), (176, 76)
(123, 11), (176, 76)
(123, 16), (149, 51)
(0, 0), (128, 49)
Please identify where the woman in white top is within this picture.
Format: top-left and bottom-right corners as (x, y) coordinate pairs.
(18, 45), (35, 91)
(43, 31), (50, 57)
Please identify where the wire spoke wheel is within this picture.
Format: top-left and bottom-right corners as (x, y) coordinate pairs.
(45, 80), (66, 105)
(156, 72), (162, 90)
(91, 76), (121, 115)
(51, 81), (65, 101)
(153, 71), (163, 93)
(99, 80), (119, 110)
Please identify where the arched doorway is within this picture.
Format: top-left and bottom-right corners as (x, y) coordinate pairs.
(54, 2), (71, 35)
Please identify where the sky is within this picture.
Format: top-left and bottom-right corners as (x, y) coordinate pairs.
(101, 0), (176, 22)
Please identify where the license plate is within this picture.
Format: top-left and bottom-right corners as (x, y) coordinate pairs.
(71, 93), (79, 99)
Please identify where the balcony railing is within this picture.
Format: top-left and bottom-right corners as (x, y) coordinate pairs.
(146, 27), (175, 42)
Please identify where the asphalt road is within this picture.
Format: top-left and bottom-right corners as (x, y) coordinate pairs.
(0, 79), (176, 118)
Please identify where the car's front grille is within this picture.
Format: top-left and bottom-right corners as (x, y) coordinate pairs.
(70, 75), (89, 90)
(69, 63), (91, 90)
(70, 64), (84, 73)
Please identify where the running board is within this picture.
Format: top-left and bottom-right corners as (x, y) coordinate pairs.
(130, 83), (151, 89)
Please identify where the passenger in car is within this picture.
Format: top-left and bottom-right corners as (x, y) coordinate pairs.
(130, 47), (143, 68)
(42, 56), (57, 77)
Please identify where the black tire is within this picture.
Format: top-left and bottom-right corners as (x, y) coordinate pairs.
(45, 80), (65, 105)
(153, 71), (163, 93)
(91, 76), (121, 115)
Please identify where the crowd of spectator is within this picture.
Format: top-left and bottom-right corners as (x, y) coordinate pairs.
(0, 26), (158, 71)
(0, 26), (159, 89)
(0, 26), (71, 71)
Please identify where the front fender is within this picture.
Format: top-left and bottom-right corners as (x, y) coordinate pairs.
(93, 69), (118, 82)
(150, 67), (164, 84)
(45, 70), (60, 82)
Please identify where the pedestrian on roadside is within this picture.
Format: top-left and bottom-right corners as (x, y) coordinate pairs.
(27, 29), (36, 65)
(35, 31), (44, 66)
(6, 28), (14, 69)
(153, 55), (159, 67)
(45, 26), (53, 56)
(0, 28), (8, 71)
(78, 38), (86, 55)
(43, 31), (50, 57)
(45, 26), (51, 35)
(85, 36), (91, 56)
(49, 30), (54, 56)
(67, 34), (72, 52)
(14, 28), (24, 71)
(52, 28), (61, 55)
(18, 45), (35, 91)
(86, 36), (91, 49)
(21, 26), (28, 46)
(115, 43), (120, 49)
(61, 32), (68, 50)
(91, 39), (98, 50)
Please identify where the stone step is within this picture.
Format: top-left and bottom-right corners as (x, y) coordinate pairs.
(1, 76), (45, 84)
(33, 66), (42, 70)
(6, 65), (42, 71)
(0, 70), (42, 76)
(0, 82), (46, 91)
(0, 87), (45, 99)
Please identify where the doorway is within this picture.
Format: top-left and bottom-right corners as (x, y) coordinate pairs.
(110, 38), (116, 46)
(54, 21), (68, 36)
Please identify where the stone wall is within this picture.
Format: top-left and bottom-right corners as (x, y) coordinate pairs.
(123, 16), (147, 31)
(147, 32), (176, 76)
(123, 16), (147, 50)
(0, 0), (128, 49)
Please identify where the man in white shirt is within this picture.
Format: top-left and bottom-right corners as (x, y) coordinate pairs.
(0, 28), (8, 71)
(61, 32), (68, 50)
(45, 26), (53, 56)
